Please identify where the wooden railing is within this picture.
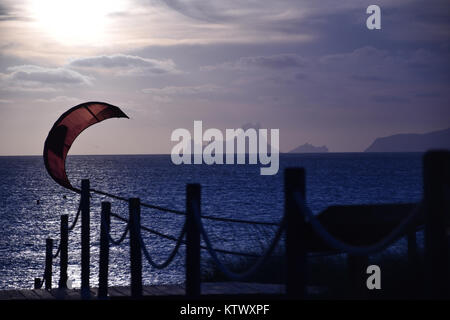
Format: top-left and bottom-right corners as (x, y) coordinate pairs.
(35, 150), (449, 299)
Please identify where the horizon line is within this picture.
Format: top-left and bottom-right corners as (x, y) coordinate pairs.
(0, 151), (427, 157)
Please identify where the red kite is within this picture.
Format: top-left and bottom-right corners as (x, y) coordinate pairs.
(43, 101), (129, 192)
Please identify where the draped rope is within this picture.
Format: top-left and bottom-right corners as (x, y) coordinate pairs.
(52, 198), (82, 259)
(90, 188), (278, 226)
(293, 191), (424, 256)
(109, 221), (129, 246)
(110, 211), (266, 258)
(139, 223), (187, 269)
(41, 183), (426, 288)
(191, 199), (286, 281)
(68, 201), (81, 231)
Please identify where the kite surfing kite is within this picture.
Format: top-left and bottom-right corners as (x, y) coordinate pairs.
(43, 101), (129, 192)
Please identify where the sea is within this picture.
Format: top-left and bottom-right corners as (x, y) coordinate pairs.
(0, 153), (424, 289)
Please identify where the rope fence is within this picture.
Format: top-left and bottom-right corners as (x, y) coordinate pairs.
(33, 150), (449, 299)
(293, 192), (425, 256)
(139, 223), (186, 270)
(51, 202), (81, 260)
(110, 210), (271, 258)
(91, 188), (278, 226)
(191, 196), (286, 281)
(35, 199), (81, 289)
(108, 216), (129, 246)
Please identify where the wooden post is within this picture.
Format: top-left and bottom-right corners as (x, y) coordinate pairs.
(44, 238), (53, 290)
(406, 226), (418, 299)
(424, 150), (449, 298)
(347, 255), (369, 299)
(98, 202), (111, 299)
(407, 228), (417, 265)
(58, 214), (68, 289)
(186, 184), (201, 297)
(81, 179), (91, 299)
(285, 168), (307, 299)
(34, 278), (41, 289)
(129, 198), (142, 298)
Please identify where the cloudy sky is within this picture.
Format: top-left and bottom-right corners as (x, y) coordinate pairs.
(0, 0), (448, 155)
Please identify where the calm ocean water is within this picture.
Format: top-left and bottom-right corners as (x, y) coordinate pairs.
(0, 153), (423, 289)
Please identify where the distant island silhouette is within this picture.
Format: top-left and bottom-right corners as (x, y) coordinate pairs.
(289, 143), (329, 153)
(365, 127), (450, 152)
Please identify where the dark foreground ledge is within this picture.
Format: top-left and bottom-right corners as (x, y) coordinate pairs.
(0, 282), (320, 300)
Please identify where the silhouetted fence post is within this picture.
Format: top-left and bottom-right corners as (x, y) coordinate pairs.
(424, 150), (450, 298)
(407, 227), (418, 266)
(44, 238), (53, 290)
(129, 198), (142, 298)
(98, 202), (111, 299)
(58, 214), (68, 289)
(186, 184), (201, 297)
(285, 168), (307, 299)
(347, 255), (368, 299)
(34, 278), (41, 289)
(407, 224), (418, 298)
(81, 179), (91, 299)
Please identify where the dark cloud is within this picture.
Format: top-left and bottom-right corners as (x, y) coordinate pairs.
(142, 84), (222, 95)
(0, 2), (30, 21)
(318, 46), (448, 85)
(156, 0), (232, 22)
(69, 54), (178, 75)
(319, 46), (391, 66)
(203, 53), (306, 71)
(371, 94), (410, 104)
(404, 49), (447, 69)
(383, 0), (450, 41)
(7, 65), (91, 85)
(294, 73), (308, 80)
(238, 54), (306, 69)
(0, 65), (92, 91)
(0, 3), (10, 21)
(141, 84), (226, 104)
(1, 0), (449, 153)
(350, 74), (386, 82)
(0, 3), (15, 21)
(414, 92), (442, 98)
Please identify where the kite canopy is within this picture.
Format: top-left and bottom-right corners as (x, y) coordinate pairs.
(43, 101), (129, 192)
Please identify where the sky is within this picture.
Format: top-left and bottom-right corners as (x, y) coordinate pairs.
(0, 0), (449, 155)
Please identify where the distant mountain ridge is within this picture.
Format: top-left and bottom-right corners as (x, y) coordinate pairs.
(289, 143), (329, 153)
(365, 127), (450, 152)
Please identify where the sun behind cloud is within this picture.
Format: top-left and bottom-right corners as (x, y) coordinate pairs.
(28, 0), (127, 46)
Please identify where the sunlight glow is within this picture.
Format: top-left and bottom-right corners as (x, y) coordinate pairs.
(29, 0), (127, 45)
